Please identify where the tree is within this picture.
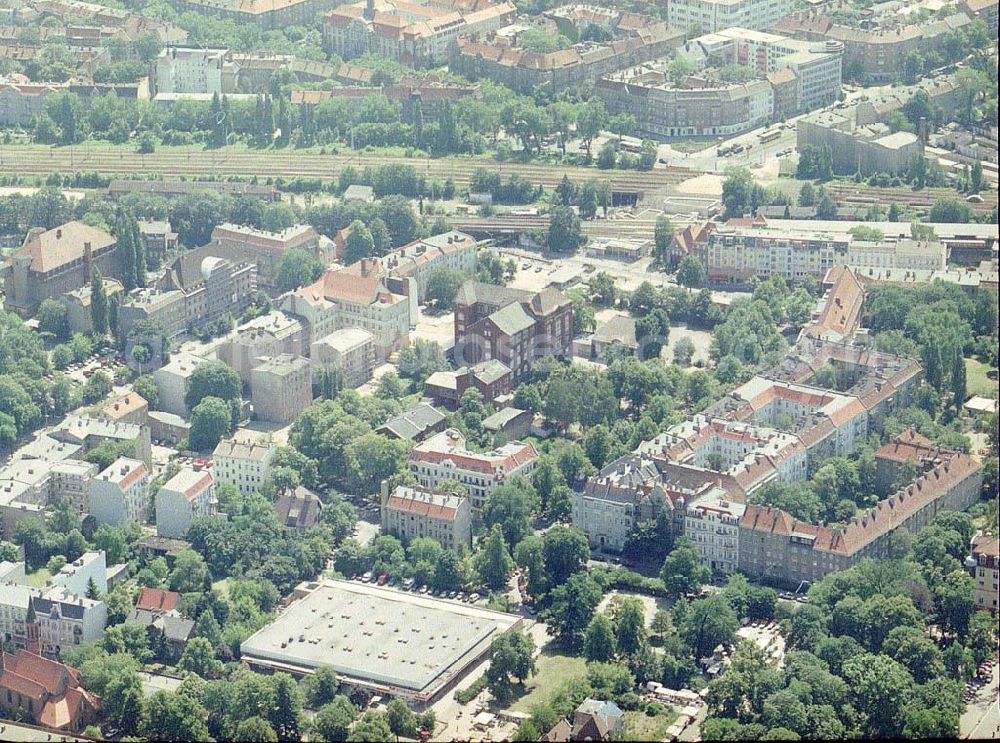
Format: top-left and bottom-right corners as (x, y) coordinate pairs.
(577, 98), (607, 156)
(168, 549), (209, 593)
(277, 249), (321, 292)
(483, 480), (537, 549)
(842, 653), (914, 738)
(584, 613), (617, 662)
(660, 537), (710, 595)
(485, 629), (536, 703)
(544, 572), (602, 645)
(677, 256), (706, 289)
(679, 595), (738, 659)
(613, 596), (647, 656)
(548, 206), (584, 254)
(185, 361), (241, 410)
(189, 396), (232, 451)
(386, 699), (417, 739)
(344, 221), (376, 265)
(270, 673), (304, 742)
(234, 717), (278, 742)
(37, 299), (69, 340)
(348, 711), (394, 742)
(90, 268), (109, 336)
(141, 690), (210, 742)
(104, 669), (145, 736)
(673, 337), (696, 367)
(541, 526), (589, 587)
(951, 350), (966, 409)
(475, 525), (514, 591)
(424, 268), (465, 310)
(929, 197), (972, 223)
(313, 697), (357, 742)
(178, 637), (223, 679)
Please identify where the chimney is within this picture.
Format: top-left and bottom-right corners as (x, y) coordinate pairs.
(918, 116), (928, 144)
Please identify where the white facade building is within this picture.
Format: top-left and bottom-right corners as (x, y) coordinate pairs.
(156, 47), (237, 95)
(48, 551), (108, 596)
(667, 0), (794, 34)
(155, 468), (217, 539)
(212, 438), (277, 495)
(408, 429), (537, 510)
(684, 488), (746, 574)
(87, 457), (150, 526)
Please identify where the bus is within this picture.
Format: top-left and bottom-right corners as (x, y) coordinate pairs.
(759, 128), (781, 143)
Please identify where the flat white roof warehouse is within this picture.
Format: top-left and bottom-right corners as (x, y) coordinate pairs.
(240, 580), (521, 702)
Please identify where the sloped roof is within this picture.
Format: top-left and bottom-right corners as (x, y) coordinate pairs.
(17, 221), (115, 274)
(135, 586), (180, 613)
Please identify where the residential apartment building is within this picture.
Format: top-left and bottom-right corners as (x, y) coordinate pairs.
(311, 327), (376, 389)
(209, 223), (324, 293)
(739, 451), (983, 586)
(666, 0), (794, 33)
(152, 351), (210, 417)
(120, 246), (257, 339)
(408, 428), (537, 509)
(155, 46), (237, 94)
(380, 481), (472, 552)
(679, 27), (842, 115)
(98, 392), (149, 427)
(0, 585), (107, 659)
(323, 0), (517, 66)
(452, 12), (683, 94)
(282, 258), (410, 362)
(212, 437), (277, 495)
(597, 67), (774, 140)
(573, 454), (688, 552)
(694, 220), (943, 283)
(0, 79), (60, 126)
(48, 552), (107, 597)
(250, 354), (312, 425)
(383, 232), (478, 304)
(453, 281), (573, 381)
(217, 311), (308, 383)
(0, 650), (101, 732)
(86, 457), (149, 526)
(685, 488), (747, 575)
(969, 535), (998, 614)
(3, 221), (121, 316)
(155, 467), (217, 539)
(50, 415), (153, 468)
(290, 82), (481, 119)
(174, 0), (337, 29)
(47, 460), (97, 518)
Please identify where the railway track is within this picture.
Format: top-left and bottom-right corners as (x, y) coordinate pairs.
(0, 145), (694, 192)
(826, 183), (997, 214)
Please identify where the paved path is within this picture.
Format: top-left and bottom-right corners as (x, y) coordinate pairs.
(962, 661), (1000, 739)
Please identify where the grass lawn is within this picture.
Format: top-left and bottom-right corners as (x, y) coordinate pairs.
(965, 358), (998, 399)
(507, 651), (588, 714)
(24, 568), (52, 588)
(622, 708), (678, 742)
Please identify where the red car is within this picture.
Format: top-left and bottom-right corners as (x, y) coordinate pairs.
(377, 573), (389, 585)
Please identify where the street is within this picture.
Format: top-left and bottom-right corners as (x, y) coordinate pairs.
(962, 661), (1000, 739)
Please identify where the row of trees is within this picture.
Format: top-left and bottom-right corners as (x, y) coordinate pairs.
(703, 509), (997, 740)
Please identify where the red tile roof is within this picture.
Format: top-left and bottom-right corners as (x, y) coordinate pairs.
(135, 587), (180, 614)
